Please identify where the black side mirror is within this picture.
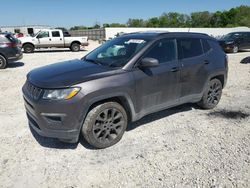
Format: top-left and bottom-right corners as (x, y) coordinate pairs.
(139, 57), (159, 68)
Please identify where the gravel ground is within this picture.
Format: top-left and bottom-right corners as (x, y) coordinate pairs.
(0, 42), (250, 188)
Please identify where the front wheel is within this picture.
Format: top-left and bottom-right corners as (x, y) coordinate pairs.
(23, 44), (34, 53)
(197, 79), (222, 109)
(82, 102), (128, 149)
(0, 55), (7, 69)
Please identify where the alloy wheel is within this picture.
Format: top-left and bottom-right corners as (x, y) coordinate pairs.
(93, 108), (125, 143)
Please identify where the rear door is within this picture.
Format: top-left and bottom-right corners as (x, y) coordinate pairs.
(177, 38), (210, 99)
(50, 31), (64, 47)
(132, 38), (181, 114)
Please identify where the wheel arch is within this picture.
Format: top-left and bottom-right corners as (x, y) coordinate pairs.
(85, 95), (135, 123)
(210, 74), (225, 88)
(70, 41), (81, 46)
(22, 42), (35, 48)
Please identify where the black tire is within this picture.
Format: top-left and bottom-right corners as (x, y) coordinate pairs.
(82, 102), (128, 149)
(70, 43), (80, 52)
(23, 43), (34, 53)
(197, 79), (223, 109)
(0, 55), (7, 69)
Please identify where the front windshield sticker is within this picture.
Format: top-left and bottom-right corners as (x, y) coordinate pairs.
(125, 39), (145, 44)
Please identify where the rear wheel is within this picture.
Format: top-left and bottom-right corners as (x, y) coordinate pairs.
(70, 43), (80, 52)
(82, 102), (128, 149)
(23, 44), (34, 53)
(197, 79), (222, 109)
(0, 55), (7, 69)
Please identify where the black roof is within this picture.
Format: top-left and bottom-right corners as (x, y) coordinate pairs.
(120, 31), (213, 40)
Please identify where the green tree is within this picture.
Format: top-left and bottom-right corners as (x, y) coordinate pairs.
(127, 19), (145, 27)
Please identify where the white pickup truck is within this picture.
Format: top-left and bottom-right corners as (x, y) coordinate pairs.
(19, 29), (88, 53)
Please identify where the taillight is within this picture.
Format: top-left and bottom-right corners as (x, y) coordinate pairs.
(0, 42), (17, 48)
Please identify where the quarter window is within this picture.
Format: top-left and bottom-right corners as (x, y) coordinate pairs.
(177, 38), (203, 59)
(143, 39), (176, 64)
(202, 39), (211, 53)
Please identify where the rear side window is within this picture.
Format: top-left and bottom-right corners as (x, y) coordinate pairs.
(144, 39), (176, 64)
(52, 31), (60, 37)
(177, 38), (203, 59)
(202, 39), (211, 53)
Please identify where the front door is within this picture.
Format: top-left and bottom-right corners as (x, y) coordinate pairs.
(132, 38), (180, 115)
(36, 31), (51, 48)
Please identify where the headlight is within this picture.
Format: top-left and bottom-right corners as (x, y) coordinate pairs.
(43, 87), (81, 100)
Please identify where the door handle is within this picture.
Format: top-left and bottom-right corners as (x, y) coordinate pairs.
(60, 38), (62, 40)
(204, 60), (210, 65)
(171, 67), (180, 72)
(49, 38), (51, 41)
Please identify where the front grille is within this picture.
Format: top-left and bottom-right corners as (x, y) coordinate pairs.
(24, 81), (43, 100)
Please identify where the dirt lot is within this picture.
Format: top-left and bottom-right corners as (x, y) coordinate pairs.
(0, 42), (250, 188)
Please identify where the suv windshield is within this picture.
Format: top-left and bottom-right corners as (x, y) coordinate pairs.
(84, 37), (149, 67)
(222, 33), (242, 40)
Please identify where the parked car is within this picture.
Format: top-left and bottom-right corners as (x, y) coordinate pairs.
(0, 33), (23, 69)
(19, 29), (88, 53)
(22, 32), (228, 148)
(218, 32), (250, 53)
(15, 33), (24, 38)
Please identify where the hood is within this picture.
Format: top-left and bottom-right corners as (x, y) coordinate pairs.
(27, 59), (123, 88)
(19, 36), (34, 43)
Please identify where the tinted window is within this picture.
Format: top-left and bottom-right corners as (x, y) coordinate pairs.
(143, 39), (176, 64)
(52, 31), (60, 37)
(202, 39), (211, 53)
(242, 33), (250, 39)
(177, 38), (203, 59)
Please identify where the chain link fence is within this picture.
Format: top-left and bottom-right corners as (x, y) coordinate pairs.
(69, 29), (105, 41)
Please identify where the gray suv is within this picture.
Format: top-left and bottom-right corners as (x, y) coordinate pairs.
(22, 32), (228, 148)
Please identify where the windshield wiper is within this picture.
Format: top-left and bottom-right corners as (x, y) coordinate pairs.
(83, 58), (104, 66)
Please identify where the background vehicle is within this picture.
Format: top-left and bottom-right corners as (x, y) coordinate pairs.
(23, 32), (228, 148)
(0, 33), (23, 69)
(218, 32), (250, 53)
(19, 29), (88, 53)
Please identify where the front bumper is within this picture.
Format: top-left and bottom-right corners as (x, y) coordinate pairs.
(22, 84), (85, 143)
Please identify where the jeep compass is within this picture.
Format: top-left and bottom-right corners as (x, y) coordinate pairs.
(22, 32), (228, 148)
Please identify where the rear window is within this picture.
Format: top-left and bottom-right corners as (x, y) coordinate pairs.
(5, 34), (18, 43)
(202, 39), (211, 53)
(177, 38), (203, 59)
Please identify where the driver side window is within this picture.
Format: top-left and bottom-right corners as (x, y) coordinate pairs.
(143, 39), (176, 64)
(37, 31), (49, 38)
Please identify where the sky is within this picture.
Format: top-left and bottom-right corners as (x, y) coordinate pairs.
(1, 0), (249, 28)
